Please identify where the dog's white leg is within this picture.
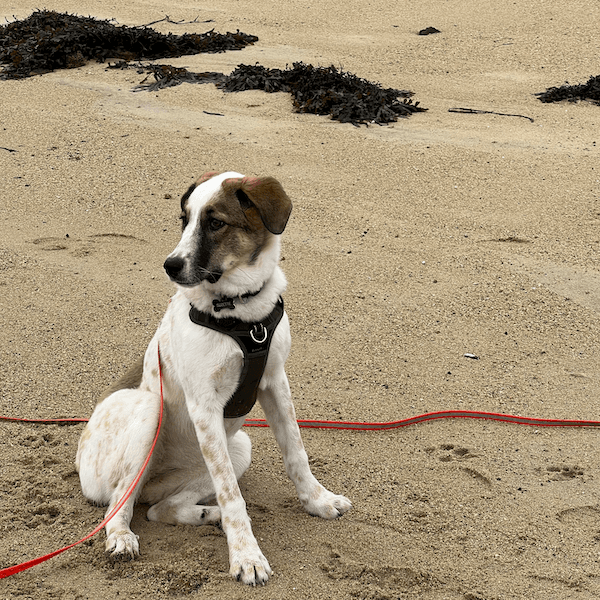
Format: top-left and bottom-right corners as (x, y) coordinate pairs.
(146, 430), (251, 526)
(189, 413), (271, 585)
(103, 480), (141, 558)
(258, 375), (352, 519)
(77, 388), (161, 558)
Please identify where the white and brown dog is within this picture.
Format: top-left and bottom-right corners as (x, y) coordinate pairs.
(76, 171), (351, 585)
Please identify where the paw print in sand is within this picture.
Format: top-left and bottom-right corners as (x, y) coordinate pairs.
(546, 465), (584, 481)
(425, 444), (478, 462)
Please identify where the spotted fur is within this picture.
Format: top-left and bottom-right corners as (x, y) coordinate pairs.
(76, 171), (351, 586)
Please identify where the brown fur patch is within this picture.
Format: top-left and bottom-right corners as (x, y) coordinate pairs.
(201, 189), (272, 273)
(220, 176), (292, 234)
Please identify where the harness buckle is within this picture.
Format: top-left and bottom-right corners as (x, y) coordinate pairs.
(250, 323), (268, 344)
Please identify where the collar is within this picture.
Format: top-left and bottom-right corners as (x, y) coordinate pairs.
(212, 286), (263, 313)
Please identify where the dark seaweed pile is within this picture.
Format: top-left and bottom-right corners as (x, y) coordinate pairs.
(221, 63), (426, 124)
(536, 75), (600, 104)
(131, 61), (426, 125)
(0, 11), (426, 126)
(0, 10), (257, 79)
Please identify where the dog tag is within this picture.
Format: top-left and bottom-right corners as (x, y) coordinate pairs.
(213, 298), (236, 312)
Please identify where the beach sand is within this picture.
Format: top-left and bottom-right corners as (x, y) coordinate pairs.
(1, 1), (600, 598)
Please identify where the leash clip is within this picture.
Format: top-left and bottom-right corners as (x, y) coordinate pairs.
(250, 323), (268, 344)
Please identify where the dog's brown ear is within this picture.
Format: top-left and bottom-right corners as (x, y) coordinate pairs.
(222, 176), (292, 234)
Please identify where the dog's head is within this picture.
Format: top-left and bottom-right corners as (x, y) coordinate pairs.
(164, 172), (292, 296)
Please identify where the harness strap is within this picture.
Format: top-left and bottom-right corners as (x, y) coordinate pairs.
(188, 298), (285, 418)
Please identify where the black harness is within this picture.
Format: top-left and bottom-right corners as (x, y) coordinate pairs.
(188, 297), (285, 418)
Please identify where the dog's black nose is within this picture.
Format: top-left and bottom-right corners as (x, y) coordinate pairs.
(163, 256), (185, 279)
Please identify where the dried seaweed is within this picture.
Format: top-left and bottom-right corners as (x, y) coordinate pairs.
(118, 61), (425, 125)
(418, 27), (441, 35)
(110, 61), (226, 91)
(134, 65), (226, 91)
(0, 11), (426, 126)
(536, 75), (600, 105)
(0, 10), (257, 79)
(220, 63), (427, 125)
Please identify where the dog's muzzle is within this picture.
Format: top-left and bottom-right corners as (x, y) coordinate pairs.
(163, 256), (222, 284)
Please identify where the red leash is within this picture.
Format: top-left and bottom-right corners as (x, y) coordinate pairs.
(4, 412), (600, 429)
(2, 347), (600, 578)
(0, 416), (88, 424)
(0, 347), (165, 580)
(245, 412), (600, 430)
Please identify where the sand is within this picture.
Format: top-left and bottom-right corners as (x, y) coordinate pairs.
(1, 0), (600, 598)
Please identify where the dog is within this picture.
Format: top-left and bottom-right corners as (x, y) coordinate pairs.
(76, 171), (351, 585)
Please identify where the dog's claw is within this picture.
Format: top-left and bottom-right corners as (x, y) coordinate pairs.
(303, 490), (352, 519)
(230, 550), (272, 585)
(105, 530), (140, 559)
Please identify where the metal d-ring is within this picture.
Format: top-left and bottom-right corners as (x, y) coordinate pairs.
(250, 323), (268, 344)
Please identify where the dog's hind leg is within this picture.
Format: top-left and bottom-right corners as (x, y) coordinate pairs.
(77, 388), (161, 558)
(146, 477), (222, 526)
(146, 429), (251, 526)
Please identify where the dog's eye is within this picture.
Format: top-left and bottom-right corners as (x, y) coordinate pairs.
(209, 218), (226, 231)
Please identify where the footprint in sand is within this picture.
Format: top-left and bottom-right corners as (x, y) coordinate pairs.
(556, 506), (600, 543)
(557, 505), (600, 522)
(546, 465), (584, 481)
(321, 548), (434, 595)
(425, 443), (478, 462)
(31, 236), (70, 251)
(31, 233), (146, 257)
(425, 444), (492, 487)
(27, 503), (63, 529)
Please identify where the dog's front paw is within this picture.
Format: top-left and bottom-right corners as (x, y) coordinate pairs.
(230, 546), (272, 585)
(303, 487), (352, 519)
(106, 530), (140, 559)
